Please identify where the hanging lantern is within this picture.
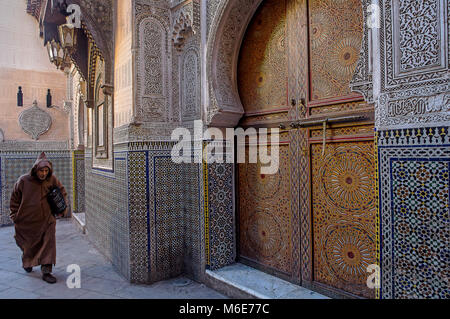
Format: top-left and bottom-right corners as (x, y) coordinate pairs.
(58, 23), (77, 52)
(46, 41), (55, 63)
(50, 40), (64, 68)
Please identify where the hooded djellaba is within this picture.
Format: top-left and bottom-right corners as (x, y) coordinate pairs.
(9, 152), (68, 284)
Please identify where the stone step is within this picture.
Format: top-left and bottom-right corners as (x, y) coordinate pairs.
(205, 263), (329, 299)
(71, 212), (86, 234)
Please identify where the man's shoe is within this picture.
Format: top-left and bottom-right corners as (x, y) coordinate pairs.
(24, 267), (32, 273)
(42, 273), (57, 284)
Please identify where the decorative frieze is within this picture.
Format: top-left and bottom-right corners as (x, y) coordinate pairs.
(377, 88), (450, 129)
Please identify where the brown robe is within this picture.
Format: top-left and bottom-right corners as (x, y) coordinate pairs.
(9, 153), (68, 268)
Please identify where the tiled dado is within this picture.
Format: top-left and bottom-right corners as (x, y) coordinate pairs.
(204, 161), (235, 271)
(378, 127), (449, 299)
(72, 150), (85, 213)
(85, 152), (130, 280)
(0, 151), (73, 226)
(127, 142), (203, 283)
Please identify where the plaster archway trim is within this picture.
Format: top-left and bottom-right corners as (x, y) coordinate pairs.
(206, 0), (264, 127)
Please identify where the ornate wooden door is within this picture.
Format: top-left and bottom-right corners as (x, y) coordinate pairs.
(303, 0), (377, 298)
(237, 0), (377, 297)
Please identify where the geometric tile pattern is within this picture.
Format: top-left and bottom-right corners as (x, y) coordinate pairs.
(72, 150), (85, 213)
(378, 126), (450, 299)
(85, 152), (130, 280)
(390, 159), (449, 299)
(127, 142), (203, 283)
(182, 161), (202, 280)
(0, 152), (73, 226)
(127, 150), (148, 283)
(153, 156), (184, 281)
(207, 162), (235, 270)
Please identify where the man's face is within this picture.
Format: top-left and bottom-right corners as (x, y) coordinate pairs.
(37, 167), (49, 181)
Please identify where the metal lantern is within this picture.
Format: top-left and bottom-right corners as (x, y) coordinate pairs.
(45, 40), (65, 68)
(46, 41), (55, 63)
(50, 40), (64, 68)
(58, 23), (77, 51)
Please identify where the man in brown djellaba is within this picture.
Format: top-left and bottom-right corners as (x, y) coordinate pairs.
(9, 152), (68, 284)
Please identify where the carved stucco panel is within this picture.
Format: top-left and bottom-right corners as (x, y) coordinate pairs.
(381, 0), (448, 91)
(171, 1), (199, 51)
(375, 0), (449, 130)
(350, 0), (374, 103)
(135, 3), (172, 125)
(181, 47), (201, 121)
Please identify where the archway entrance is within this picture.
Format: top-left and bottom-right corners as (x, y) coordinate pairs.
(236, 0), (377, 298)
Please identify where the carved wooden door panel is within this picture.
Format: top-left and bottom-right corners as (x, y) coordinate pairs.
(304, 0), (377, 298)
(309, 138), (377, 298)
(238, 141), (293, 278)
(236, 0), (295, 279)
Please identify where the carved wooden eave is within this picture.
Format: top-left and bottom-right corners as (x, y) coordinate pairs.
(29, 0), (114, 86)
(26, 0), (43, 21)
(70, 25), (89, 81)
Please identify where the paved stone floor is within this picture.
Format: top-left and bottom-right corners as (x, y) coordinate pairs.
(0, 219), (227, 299)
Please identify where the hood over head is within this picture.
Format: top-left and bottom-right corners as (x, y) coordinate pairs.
(31, 152), (53, 180)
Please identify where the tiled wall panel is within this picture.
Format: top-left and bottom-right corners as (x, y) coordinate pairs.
(0, 151), (73, 226)
(85, 151), (130, 280)
(127, 142), (203, 283)
(378, 127), (449, 299)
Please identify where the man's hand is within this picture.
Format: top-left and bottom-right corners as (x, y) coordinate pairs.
(57, 209), (67, 218)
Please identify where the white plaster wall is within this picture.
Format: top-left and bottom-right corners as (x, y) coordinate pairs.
(0, 0), (63, 72)
(0, 0), (69, 141)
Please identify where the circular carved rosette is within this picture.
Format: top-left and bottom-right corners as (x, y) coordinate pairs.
(246, 209), (283, 259)
(319, 223), (376, 297)
(320, 145), (375, 216)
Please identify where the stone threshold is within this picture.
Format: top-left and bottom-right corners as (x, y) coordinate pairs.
(72, 212), (86, 234)
(205, 263), (329, 299)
